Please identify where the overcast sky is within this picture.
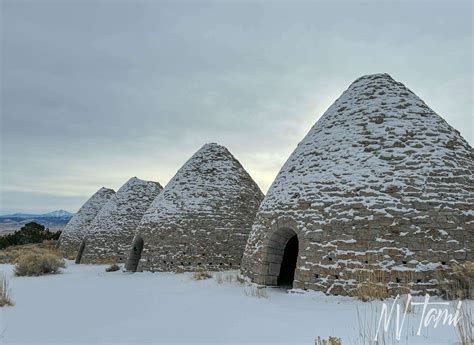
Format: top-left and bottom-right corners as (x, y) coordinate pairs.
(1, 0), (472, 214)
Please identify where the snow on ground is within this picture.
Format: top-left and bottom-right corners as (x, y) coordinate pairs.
(0, 262), (471, 345)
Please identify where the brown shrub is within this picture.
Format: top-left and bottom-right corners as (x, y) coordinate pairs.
(14, 252), (65, 276)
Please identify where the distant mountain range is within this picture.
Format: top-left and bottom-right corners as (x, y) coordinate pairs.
(1, 210), (73, 219)
(0, 210), (74, 234)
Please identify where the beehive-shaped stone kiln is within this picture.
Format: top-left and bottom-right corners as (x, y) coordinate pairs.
(77, 177), (162, 264)
(241, 73), (473, 295)
(59, 187), (115, 258)
(126, 143), (264, 272)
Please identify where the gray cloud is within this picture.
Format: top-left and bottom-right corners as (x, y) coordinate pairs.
(1, 0), (472, 214)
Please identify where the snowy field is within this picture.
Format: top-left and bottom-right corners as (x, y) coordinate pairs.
(0, 262), (471, 345)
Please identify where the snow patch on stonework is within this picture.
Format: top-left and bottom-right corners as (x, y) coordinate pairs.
(133, 143), (264, 272)
(79, 177), (162, 263)
(58, 187), (115, 258)
(241, 73), (473, 296)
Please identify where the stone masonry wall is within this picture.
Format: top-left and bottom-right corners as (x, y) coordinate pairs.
(241, 74), (473, 296)
(59, 187), (115, 258)
(131, 143), (264, 272)
(80, 177), (162, 264)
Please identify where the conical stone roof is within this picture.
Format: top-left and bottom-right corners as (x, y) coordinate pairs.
(59, 187), (115, 258)
(241, 73), (473, 295)
(128, 143), (264, 272)
(79, 177), (162, 264)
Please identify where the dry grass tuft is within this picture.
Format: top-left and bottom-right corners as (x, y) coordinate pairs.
(236, 275), (246, 285)
(455, 302), (473, 345)
(400, 294), (412, 314)
(352, 270), (390, 301)
(356, 302), (395, 345)
(0, 241), (60, 264)
(88, 257), (117, 265)
(175, 266), (187, 273)
(244, 285), (268, 299)
(314, 336), (342, 345)
(0, 272), (13, 307)
(437, 262), (474, 300)
(192, 270), (212, 281)
(215, 272), (246, 285)
(105, 263), (120, 272)
(14, 252), (65, 276)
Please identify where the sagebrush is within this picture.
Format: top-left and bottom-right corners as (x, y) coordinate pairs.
(14, 252), (65, 276)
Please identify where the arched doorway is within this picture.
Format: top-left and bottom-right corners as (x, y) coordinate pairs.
(75, 239), (86, 264)
(277, 234), (299, 286)
(262, 227), (299, 288)
(125, 236), (144, 272)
